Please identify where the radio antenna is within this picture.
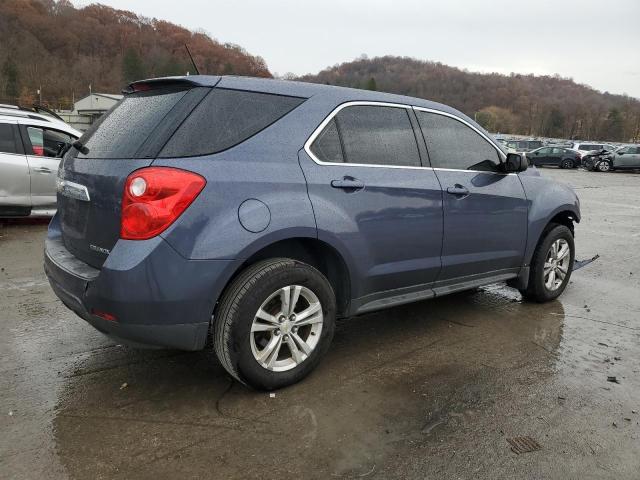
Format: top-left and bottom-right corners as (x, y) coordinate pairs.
(185, 44), (201, 75)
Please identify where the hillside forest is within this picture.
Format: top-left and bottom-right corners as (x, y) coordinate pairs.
(1, 1), (638, 141)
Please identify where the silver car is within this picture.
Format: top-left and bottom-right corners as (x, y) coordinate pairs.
(0, 107), (80, 217)
(610, 145), (640, 170)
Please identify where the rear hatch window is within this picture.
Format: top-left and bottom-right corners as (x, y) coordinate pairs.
(77, 87), (305, 160)
(60, 83), (306, 268)
(77, 88), (195, 159)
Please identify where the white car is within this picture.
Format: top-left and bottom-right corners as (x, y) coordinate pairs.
(0, 106), (81, 217)
(570, 142), (615, 157)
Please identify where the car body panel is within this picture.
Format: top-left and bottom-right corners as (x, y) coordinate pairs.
(612, 146), (640, 168)
(0, 152), (31, 210)
(518, 169), (580, 266)
(432, 169), (527, 281)
(299, 151), (444, 301)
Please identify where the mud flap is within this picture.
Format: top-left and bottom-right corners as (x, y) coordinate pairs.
(506, 266), (530, 290)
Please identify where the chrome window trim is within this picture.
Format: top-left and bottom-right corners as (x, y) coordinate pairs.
(412, 106), (507, 162)
(303, 101), (427, 170)
(303, 100), (511, 175)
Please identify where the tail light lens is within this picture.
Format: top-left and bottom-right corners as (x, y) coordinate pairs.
(121, 167), (206, 240)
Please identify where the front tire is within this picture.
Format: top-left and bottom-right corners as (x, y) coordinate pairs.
(213, 258), (336, 390)
(597, 160), (612, 172)
(520, 224), (575, 302)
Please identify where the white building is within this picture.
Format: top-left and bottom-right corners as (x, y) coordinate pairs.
(58, 93), (123, 131)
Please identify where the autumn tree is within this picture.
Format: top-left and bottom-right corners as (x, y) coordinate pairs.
(0, 0), (271, 105)
(476, 106), (516, 133)
(366, 77), (377, 91)
(300, 55), (640, 141)
(1, 57), (19, 98)
(122, 47), (146, 83)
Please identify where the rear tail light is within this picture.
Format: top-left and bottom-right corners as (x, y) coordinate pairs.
(120, 167), (206, 240)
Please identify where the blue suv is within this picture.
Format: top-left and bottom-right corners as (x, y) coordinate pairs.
(45, 76), (580, 389)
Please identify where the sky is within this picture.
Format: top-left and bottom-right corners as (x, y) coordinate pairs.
(87, 0), (640, 98)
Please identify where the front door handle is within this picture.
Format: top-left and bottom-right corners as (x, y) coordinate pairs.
(331, 178), (365, 190)
(446, 185), (469, 196)
(33, 167), (53, 174)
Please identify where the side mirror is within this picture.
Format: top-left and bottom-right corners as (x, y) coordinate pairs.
(504, 153), (528, 173)
(617, 151), (624, 155)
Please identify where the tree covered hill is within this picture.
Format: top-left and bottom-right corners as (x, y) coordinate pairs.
(299, 56), (640, 142)
(0, 0), (271, 108)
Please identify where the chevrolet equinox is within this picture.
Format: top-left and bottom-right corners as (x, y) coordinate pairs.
(45, 76), (580, 390)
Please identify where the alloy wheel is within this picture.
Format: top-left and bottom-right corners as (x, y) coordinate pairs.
(544, 239), (570, 291)
(250, 285), (323, 372)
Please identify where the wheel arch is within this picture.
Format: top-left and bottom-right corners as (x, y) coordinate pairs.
(220, 236), (353, 318)
(524, 205), (580, 267)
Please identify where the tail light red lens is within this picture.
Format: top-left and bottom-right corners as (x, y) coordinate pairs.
(121, 167), (206, 240)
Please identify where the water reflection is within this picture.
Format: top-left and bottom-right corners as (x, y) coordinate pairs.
(53, 285), (564, 479)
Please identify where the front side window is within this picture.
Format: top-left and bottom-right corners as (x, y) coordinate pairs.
(27, 127), (74, 157)
(0, 123), (19, 154)
(333, 105), (421, 167)
(416, 111), (501, 171)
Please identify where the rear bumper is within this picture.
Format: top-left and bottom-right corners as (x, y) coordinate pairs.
(44, 215), (239, 350)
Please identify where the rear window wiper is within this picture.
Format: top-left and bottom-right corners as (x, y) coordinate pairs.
(58, 140), (90, 157)
(72, 140), (90, 155)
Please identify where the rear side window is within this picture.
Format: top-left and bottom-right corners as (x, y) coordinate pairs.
(0, 123), (19, 154)
(310, 118), (344, 163)
(79, 88), (190, 159)
(416, 111), (501, 171)
(333, 105), (420, 167)
(159, 89), (305, 158)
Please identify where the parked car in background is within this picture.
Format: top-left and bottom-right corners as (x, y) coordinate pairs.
(505, 139), (544, 153)
(1, 106), (81, 217)
(45, 76), (580, 390)
(608, 145), (640, 170)
(571, 142), (615, 156)
(527, 146), (581, 168)
(582, 149), (615, 172)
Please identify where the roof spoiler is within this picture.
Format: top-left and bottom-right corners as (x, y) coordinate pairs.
(122, 77), (202, 94)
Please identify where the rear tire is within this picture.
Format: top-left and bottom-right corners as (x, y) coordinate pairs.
(520, 224), (574, 303)
(561, 159), (574, 169)
(213, 258), (336, 390)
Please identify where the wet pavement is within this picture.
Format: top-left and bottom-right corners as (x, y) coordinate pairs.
(1, 168), (639, 479)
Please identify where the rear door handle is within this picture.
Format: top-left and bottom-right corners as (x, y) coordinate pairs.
(331, 178), (365, 190)
(33, 167), (53, 174)
(446, 185), (469, 196)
